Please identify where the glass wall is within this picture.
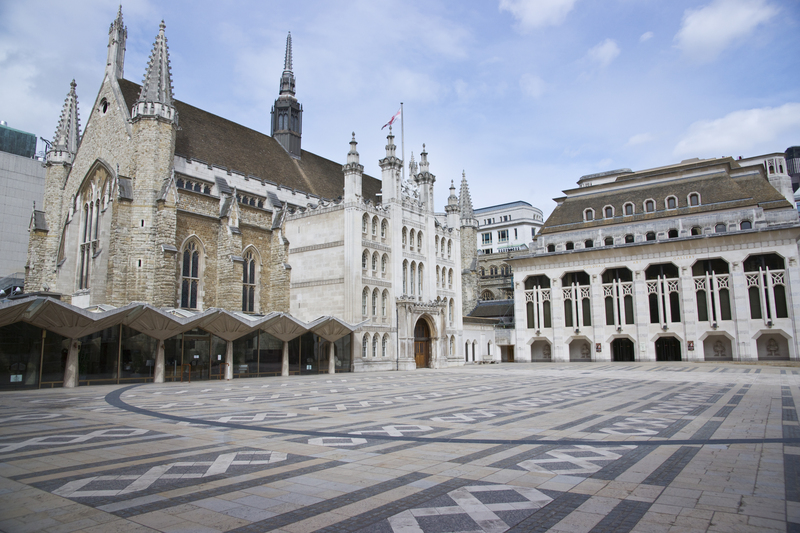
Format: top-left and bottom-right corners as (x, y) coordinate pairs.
(0, 322), (66, 390)
(78, 326), (120, 385)
(120, 326), (158, 382)
(163, 328), (227, 382)
(232, 332), (353, 378)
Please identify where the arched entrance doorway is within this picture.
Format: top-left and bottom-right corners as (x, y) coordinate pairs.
(414, 319), (431, 369)
(655, 337), (681, 361)
(611, 339), (634, 362)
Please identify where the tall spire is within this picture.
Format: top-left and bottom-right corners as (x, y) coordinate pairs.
(106, 5), (127, 79)
(459, 170), (474, 220)
(280, 32), (296, 98)
(48, 80), (81, 165)
(131, 21), (177, 123)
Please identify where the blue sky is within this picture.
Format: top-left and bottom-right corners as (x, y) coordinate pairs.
(1, 0), (798, 216)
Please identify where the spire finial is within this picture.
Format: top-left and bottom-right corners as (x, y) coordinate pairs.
(279, 32), (296, 97)
(106, 5), (127, 79)
(459, 170), (474, 220)
(284, 32), (293, 72)
(49, 79), (81, 163)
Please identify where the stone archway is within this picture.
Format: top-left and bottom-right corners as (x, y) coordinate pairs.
(655, 336), (681, 361)
(413, 318), (431, 369)
(611, 338), (635, 362)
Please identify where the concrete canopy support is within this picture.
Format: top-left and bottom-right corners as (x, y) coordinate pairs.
(154, 339), (165, 383)
(282, 341), (289, 376)
(63, 339), (80, 388)
(225, 340), (233, 380)
(328, 342), (335, 374)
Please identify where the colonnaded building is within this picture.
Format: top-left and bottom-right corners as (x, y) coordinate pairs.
(511, 154), (800, 363)
(0, 10), (486, 389)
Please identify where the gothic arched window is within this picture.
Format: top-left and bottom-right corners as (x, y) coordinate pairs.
(242, 249), (258, 313)
(181, 240), (202, 309)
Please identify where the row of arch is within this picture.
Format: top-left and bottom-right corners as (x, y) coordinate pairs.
(583, 192), (702, 221)
(549, 220), (755, 252)
(436, 266), (455, 290)
(362, 214), (389, 239)
(362, 250), (390, 275)
(480, 264), (511, 277)
(362, 287), (391, 319)
(360, 333), (459, 360)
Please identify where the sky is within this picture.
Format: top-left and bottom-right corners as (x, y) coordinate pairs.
(1, 0), (799, 218)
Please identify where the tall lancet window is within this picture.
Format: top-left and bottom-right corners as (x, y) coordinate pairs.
(242, 250), (257, 313)
(77, 178), (104, 290)
(181, 241), (201, 309)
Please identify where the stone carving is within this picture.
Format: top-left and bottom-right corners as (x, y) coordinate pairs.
(767, 338), (780, 358)
(581, 343), (591, 359)
(542, 344), (551, 359)
(713, 340), (726, 357)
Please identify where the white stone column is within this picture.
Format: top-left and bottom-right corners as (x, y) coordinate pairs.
(154, 339), (165, 383)
(633, 271), (652, 361)
(328, 342), (336, 374)
(225, 340), (233, 380)
(281, 341), (289, 376)
(63, 339), (80, 388)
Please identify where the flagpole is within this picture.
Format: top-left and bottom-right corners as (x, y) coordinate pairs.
(400, 102), (405, 181)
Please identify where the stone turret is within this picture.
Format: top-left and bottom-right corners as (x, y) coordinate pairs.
(459, 172), (478, 315)
(106, 6), (126, 79)
(48, 80), (81, 166)
(445, 178), (459, 228)
(378, 127), (402, 203)
(343, 133), (363, 202)
(271, 32), (303, 158)
(415, 144), (435, 212)
(131, 21), (177, 123)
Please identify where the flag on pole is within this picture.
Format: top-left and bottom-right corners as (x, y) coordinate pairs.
(382, 108), (401, 130)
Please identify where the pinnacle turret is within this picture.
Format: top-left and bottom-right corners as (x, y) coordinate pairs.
(48, 80), (81, 165)
(459, 170), (475, 221)
(271, 32), (303, 158)
(131, 21), (177, 123)
(106, 5), (127, 79)
(279, 32), (296, 98)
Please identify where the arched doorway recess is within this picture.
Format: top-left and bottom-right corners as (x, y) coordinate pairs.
(611, 338), (635, 362)
(414, 319), (431, 369)
(655, 337), (682, 361)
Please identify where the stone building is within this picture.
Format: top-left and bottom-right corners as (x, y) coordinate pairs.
(2, 9), (477, 389)
(510, 154), (800, 363)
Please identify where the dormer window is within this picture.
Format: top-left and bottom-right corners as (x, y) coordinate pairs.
(624, 203), (634, 216)
(688, 193), (700, 206)
(584, 208), (594, 221)
(644, 200), (655, 213)
(604, 206), (614, 218)
(666, 196), (677, 209)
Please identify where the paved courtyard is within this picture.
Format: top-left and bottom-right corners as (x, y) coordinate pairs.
(0, 362), (799, 533)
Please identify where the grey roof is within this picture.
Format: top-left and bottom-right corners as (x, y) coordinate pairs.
(215, 176), (232, 195)
(30, 210), (48, 231)
(118, 177), (133, 200)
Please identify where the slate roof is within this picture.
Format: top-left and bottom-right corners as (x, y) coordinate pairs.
(540, 158), (793, 235)
(468, 300), (514, 319)
(118, 78), (381, 202)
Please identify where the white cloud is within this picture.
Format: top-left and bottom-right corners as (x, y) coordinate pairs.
(520, 74), (546, 98)
(626, 133), (654, 147)
(499, 0), (578, 30)
(586, 39), (620, 69)
(639, 31), (654, 43)
(673, 103), (800, 158)
(597, 158), (614, 168)
(674, 0), (778, 63)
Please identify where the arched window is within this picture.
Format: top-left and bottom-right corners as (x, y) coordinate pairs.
(382, 290), (388, 317)
(565, 241), (574, 250)
(362, 334), (369, 358)
(435, 236), (439, 254)
(584, 240), (593, 248)
(646, 232), (656, 241)
(715, 223), (727, 233)
(447, 240), (452, 258)
(666, 196), (677, 209)
(584, 209), (594, 221)
(181, 240), (202, 309)
(418, 264), (423, 296)
(372, 288), (379, 316)
(381, 219), (388, 238)
(688, 193), (700, 206)
(645, 200), (655, 213)
(242, 249), (258, 313)
(547, 244), (556, 252)
(402, 227), (407, 247)
(449, 299), (454, 324)
(362, 287), (369, 316)
(418, 231), (423, 250)
(646, 263), (681, 325)
(372, 252), (379, 271)
(362, 250), (369, 269)
(448, 269), (453, 289)
(562, 271), (591, 328)
(602, 268), (635, 326)
(410, 262), (416, 295)
(604, 237), (614, 246)
(668, 229), (678, 238)
(362, 214), (369, 233)
(524, 275), (551, 329)
(372, 216), (378, 236)
(745, 254), (788, 321)
(740, 220), (752, 230)
(625, 234), (634, 243)
(372, 333), (378, 357)
(410, 229), (416, 250)
(382, 334), (388, 357)
(693, 259), (732, 323)
(481, 289), (494, 301)
(403, 261), (408, 294)
(436, 266), (440, 287)
(691, 226), (702, 236)
(381, 254), (388, 274)
(624, 203), (634, 216)
(604, 206), (614, 218)
(450, 336), (455, 357)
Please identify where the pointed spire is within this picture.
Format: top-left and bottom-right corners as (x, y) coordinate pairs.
(459, 170), (474, 220)
(408, 152), (418, 177)
(132, 21), (177, 123)
(279, 32), (296, 98)
(48, 80), (81, 164)
(419, 144), (430, 174)
(106, 5), (127, 79)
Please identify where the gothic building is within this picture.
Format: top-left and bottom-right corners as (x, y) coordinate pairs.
(511, 154), (800, 363)
(3, 9), (480, 388)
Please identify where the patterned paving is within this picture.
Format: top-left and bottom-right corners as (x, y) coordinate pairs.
(0, 362), (799, 532)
